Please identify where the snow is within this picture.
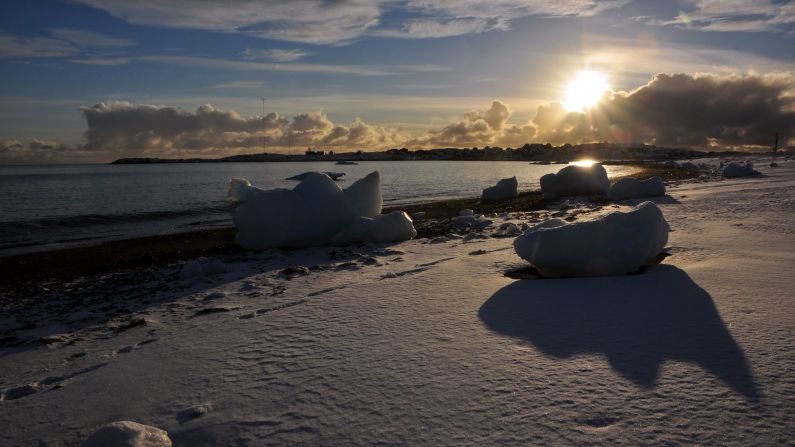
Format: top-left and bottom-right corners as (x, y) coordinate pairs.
(81, 421), (171, 447)
(481, 177), (518, 202)
(2, 156), (794, 446)
(514, 202), (670, 277)
(178, 260), (203, 280)
(608, 176), (666, 200)
(231, 171), (405, 250)
(539, 164), (610, 199)
(722, 161), (760, 178)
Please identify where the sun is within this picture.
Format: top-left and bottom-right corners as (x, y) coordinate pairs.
(562, 70), (609, 112)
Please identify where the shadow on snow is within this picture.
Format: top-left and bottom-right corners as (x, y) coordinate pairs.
(478, 264), (760, 401)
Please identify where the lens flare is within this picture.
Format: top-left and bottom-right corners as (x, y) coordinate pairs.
(562, 70), (609, 112)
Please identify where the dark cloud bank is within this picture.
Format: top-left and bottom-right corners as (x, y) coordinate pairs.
(3, 72), (793, 162)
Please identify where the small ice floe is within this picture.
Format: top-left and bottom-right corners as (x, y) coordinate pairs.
(540, 164), (609, 199)
(481, 177), (518, 202)
(608, 176), (666, 201)
(81, 421), (171, 447)
(722, 162), (760, 178)
(663, 160), (679, 168)
(513, 201), (669, 277)
(286, 171), (345, 181)
(230, 172), (415, 250)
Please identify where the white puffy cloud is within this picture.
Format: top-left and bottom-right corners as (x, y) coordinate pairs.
(76, 102), (406, 156)
(406, 100), (512, 147)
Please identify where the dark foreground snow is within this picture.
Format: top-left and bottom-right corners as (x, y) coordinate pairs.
(1, 157), (793, 446)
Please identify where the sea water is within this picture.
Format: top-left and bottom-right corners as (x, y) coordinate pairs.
(0, 161), (634, 255)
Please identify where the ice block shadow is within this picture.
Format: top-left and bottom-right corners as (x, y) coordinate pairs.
(479, 265), (760, 401)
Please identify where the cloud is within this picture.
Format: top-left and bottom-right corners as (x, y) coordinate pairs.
(406, 100), (513, 147)
(136, 55), (394, 76)
(74, 0), (629, 44)
(0, 139), (86, 163)
(530, 72), (795, 148)
(406, 0), (630, 19)
(77, 101), (406, 156)
(10, 72), (792, 162)
(378, 0), (630, 37)
(213, 80), (265, 89)
(70, 56), (131, 65)
(73, 0), (381, 45)
(242, 48), (309, 62)
(658, 0), (795, 33)
(0, 33), (78, 58)
(374, 18), (493, 39)
(49, 28), (135, 48)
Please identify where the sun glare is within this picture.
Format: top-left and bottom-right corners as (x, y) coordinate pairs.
(562, 70), (609, 112)
(570, 159), (597, 167)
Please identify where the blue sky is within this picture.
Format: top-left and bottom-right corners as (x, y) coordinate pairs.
(1, 0), (794, 161)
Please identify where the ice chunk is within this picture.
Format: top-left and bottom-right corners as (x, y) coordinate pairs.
(81, 421), (171, 447)
(608, 176), (666, 200)
(343, 171), (382, 218)
(228, 178), (265, 203)
(231, 171), (410, 250)
(481, 177), (518, 202)
(331, 211), (417, 245)
(663, 160), (679, 168)
(513, 201), (669, 277)
(540, 164), (609, 199)
(722, 162), (760, 178)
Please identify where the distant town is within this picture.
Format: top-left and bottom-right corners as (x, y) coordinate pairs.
(111, 142), (789, 165)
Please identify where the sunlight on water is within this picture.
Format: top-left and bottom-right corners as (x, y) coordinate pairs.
(570, 159), (597, 167)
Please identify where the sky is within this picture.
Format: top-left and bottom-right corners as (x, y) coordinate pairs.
(1, 0), (794, 163)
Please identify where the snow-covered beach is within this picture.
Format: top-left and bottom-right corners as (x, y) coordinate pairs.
(1, 157), (793, 445)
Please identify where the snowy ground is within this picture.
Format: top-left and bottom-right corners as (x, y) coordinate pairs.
(1, 157), (793, 446)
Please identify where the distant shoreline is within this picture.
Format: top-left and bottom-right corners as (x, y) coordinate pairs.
(109, 143), (716, 165)
(0, 162), (704, 290)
